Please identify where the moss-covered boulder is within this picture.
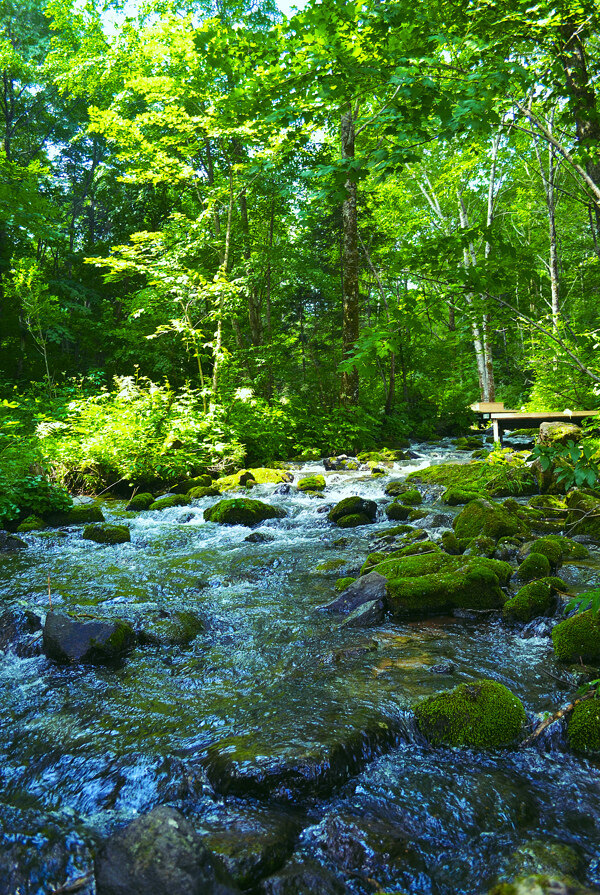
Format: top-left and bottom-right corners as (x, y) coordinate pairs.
(44, 504), (105, 527)
(566, 490), (600, 540)
(328, 496), (377, 527)
(528, 494), (568, 518)
(217, 468), (293, 491)
(503, 578), (562, 623)
(367, 551), (511, 617)
(453, 498), (527, 542)
(539, 421), (582, 446)
(441, 530), (461, 554)
(187, 485), (221, 499)
(297, 474), (326, 492)
(125, 492), (154, 512)
(323, 455), (360, 471)
(16, 515), (46, 532)
(515, 551), (552, 583)
(171, 474), (212, 494)
(441, 488), (483, 506)
(567, 698), (600, 754)
(552, 610), (600, 663)
(397, 488), (422, 505)
(204, 498), (286, 527)
(414, 679), (526, 748)
(83, 524), (131, 545)
(455, 436), (484, 451)
(384, 480), (412, 497)
(43, 612), (136, 664)
(138, 610), (205, 646)
(463, 535), (496, 558)
(407, 459), (536, 497)
(385, 500), (411, 521)
(148, 494), (190, 511)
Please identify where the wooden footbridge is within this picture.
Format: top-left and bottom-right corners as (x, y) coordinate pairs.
(470, 402), (600, 444)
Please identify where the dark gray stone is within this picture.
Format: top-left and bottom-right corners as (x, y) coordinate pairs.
(0, 530), (27, 550)
(321, 572), (387, 615)
(0, 609), (42, 657)
(43, 612), (136, 664)
(340, 599), (385, 628)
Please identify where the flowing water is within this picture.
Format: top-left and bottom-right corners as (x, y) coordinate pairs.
(1, 441), (600, 893)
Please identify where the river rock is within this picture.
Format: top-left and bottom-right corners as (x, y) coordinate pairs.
(260, 859), (344, 895)
(204, 499), (286, 526)
(500, 839), (584, 883)
(137, 609), (205, 646)
(552, 610), (600, 663)
(327, 496), (377, 527)
(566, 490), (600, 541)
(43, 612), (136, 664)
(95, 805), (240, 895)
(321, 571), (387, 614)
(0, 608), (42, 657)
(297, 474), (326, 492)
(149, 494), (190, 511)
(125, 492), (154, 511)
(514, 551), (551, 583)
(503, 578), (562, 624)
(453, 498), (527, 541)
(0, 530), (27, 550)
(44, 504), (105, 526)
(83, 524), (131, 545)
(245, 531), (276, 543)
(323, 455), (360, 471)
(414, 679), (526, 748)
(539, 421), (582, 445)
(340, 599), (386, 628)
(567, 698), (600, 755)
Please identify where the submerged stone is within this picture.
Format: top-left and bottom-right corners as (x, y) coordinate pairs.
(552, 611), (600, 663)
(0, 608), (42, 657)
(43, 612), (136, 664)
(95, 805), (240, 895)
(83, 524), (131, 545)
(0, 530), (27, 550)
(414, 679), (526, 748)
(125, 492), (154, 511)
(204, 498), (286, 527)
(138, 609), (205, 646)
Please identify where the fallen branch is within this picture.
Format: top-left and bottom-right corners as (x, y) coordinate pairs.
(520, 690), (597, 747)
(50, 873), (93, 894)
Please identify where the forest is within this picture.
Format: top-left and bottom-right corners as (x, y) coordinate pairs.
(2, 0), (600, 498)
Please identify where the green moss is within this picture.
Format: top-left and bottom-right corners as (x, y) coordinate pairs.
(488, 875), (595, 895)
(414, 679), (526, 748)
(125, 492), (154, 511)
(375, 524), (414, 540)
(407, 460), (537, 497)
(83, 524), (131, 545)
(527, 537), (563, 568)
(465, 535), (496, 558)
(315, 558), (346, 572)
(442, 488), (483, 506)
(44, 504), (105, 526)
(297, 474), (326, 492)
(384, 481), (411, 497)
(455, 436), (484, 451)
(409, 508), (429, 521)
(337, 512), (372, 528)
(17, 515), (46, 532)
(172, 474), (212, 494)
(358, 448), (407, 464)
(503, 579), (558, 623)
(360, 552), (389, 576)
(528, 495), (568, 517)
(217, 467), (292, 491)
(398, 488), (422, 505)
(204, 498), (286, 527)
(328, 496), (377, 525)
(567, 698), (600, 754)
(148, 494), (190, 511)
(385, 501), (411, 521)
(441, 531), (461, 554)
(187, 485), (220, 499)
(552, 610), (600, 663)
(516, 552), (552, 583)
(334, 576), (356, 592)
(454, 498), (527, 542)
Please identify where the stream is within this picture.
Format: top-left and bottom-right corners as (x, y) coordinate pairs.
(1, 440), (600, 894)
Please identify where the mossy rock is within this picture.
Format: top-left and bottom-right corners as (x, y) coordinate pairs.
(358, 448), (407, 464)
(409, 507), (428, 521)
(374, 524), (414, 541)
(149, 494), (190, 511)
(501, 839), (583, 883)
(297, 474), (326, 492)
(44, 504), (105, 527)
(414, 678), (526, 748)
(397, 488), (422, 505)
(567, 698), (600, 754)
(464, 535), (496, 558)
(528, 495), (568, 518)
(441, 530), (461, 555)
(138, 610), (205, 646)
(17, 515), (46, 533)
(525, 537), (563, 568)
(454, 498), (527, 542)
(384, 480), (412, 497)
(337, 512), (373, 528)
(488, 875), (597, 895)
(171, 474), (212, 494)
(204, 498), (286, 527)
(385, 501), (411, 521)
(408, 459), (537, 497)
(125, 492), (154, 511)
(455, 436), (484, 451)
(566, 490), (600, 540)
(328, 496), (377, 526)
(334, 576), (356, 592)
(188, 485), (221, 499)
(369, 551), (512, 617)
(83, 524), (131, 545)
(442, 488), (483, 506)
(217, 468), (293, 491)
(539, 422), (582, 446)
(503, 578), (562, 624)
(515, 551), (552, 583)
(552, 610), (600, 663)
(315, 559), (346, 573)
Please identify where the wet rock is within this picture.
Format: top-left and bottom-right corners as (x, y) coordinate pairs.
(487, 876), (599, 894)
(95, 805), (240, 895)
(501, 839), (584, 882)
(384, 480), (413, 497)
(565, 491), (600, 541)
(0, 530), (27, 550)
(323, 455), (360, 471)
(414, 678), (526, 748)
(297, 474), (326, 492)
(514, 551), (551, 583)
(137, 609), (205, 646)
(441, 530), (461, 554)
(149, 494), (190, 511)
(44, 504), (105, 526)
(321, 571), (387, 614)
(340, 599), (385, 628)
(442, 488), (482, 505)
(274, 484), (292, 495)
(430, 661), (456, 674)
(204, 718), (400, 801)
(328, 496), (377, 527)
(83, 524), (131, 545)
(125, 492), (154, 511)
(197, 805), (301, 890)
(204, 499), (286, 527)
(43, 612), (136, 664)
(245, 531), (276, 543)
(552, 610), (600, 663)
(259, 859), (344, 894)
(453, 498), (527, 541)
(178, 512), (196, 523)
(385, 500), (411, 521)
(0, 608), (42, 657)
(0, 825), (94, 895)
(503, 579), (562, 624)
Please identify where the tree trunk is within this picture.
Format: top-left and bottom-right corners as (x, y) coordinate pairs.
(340, 103), (359, 406)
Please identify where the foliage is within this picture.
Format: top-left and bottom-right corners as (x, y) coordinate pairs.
(527, 439), (600, 490)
